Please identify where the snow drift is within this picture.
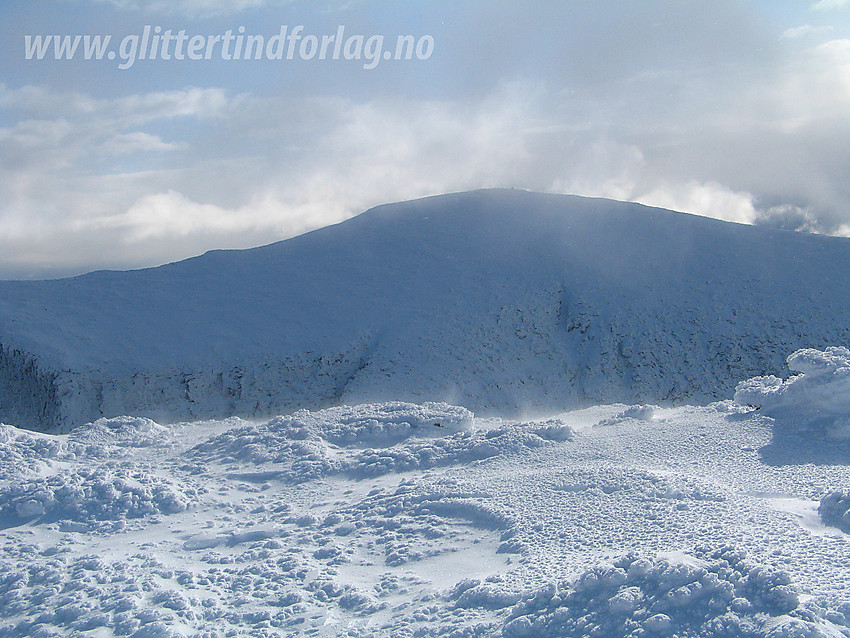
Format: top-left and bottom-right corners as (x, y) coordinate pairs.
(4, 189), (850, 432)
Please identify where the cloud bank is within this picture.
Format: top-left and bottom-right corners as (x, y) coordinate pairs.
(1, 1), (849, 277)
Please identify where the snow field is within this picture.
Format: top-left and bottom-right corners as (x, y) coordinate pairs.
(0, 376), (849, 636)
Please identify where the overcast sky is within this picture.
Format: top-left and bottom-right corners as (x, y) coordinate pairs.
(1, 0), (849, 279)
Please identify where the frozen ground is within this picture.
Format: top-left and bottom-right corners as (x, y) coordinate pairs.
(2, 351), (850, 637)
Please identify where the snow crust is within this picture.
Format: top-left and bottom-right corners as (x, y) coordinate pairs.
(0, 397), (849, 636)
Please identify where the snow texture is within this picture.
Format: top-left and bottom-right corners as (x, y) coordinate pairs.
(5, 189), (850, 432)
(0, 397), (849, 637)
(0, 466), (198, 531)
(500, 548), (808, 638)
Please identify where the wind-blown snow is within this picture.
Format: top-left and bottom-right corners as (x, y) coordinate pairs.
(0, 393), (849, 637)
(4, 189), (850, 432)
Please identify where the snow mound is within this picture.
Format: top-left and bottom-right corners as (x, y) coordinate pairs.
(499, 547), (817, 638)
(596, 404), (658, 427)
(819, 490), (850, 534)
(328, 480), (513, 568)
(195, 402), (470, 456)
(0, 467), (199, 530)
(70, 416), (171, 449)
(190, 404), (572, 481)
(287, 401), (474, 445)
(0, 423), (71, 478)
(191, 417), (339, 482)
(349, 418), (574, 477)
(190, 402), (470, 475)
(190, 402), (473, 482)
(734, 346), (850, 438)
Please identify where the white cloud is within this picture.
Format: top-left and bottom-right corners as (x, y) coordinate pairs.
(0, 86), (233, 200)
(103, 132), (185, 155)
(91, 0), (294, 17)
(752, 204), (820, 232)
(637, 182), (757, 225)
(112, 87), (234, 122)
(0, 84), (98, 114)
(0, 118), (75, 153)
(0, 85), (247, 276)
(812, 0), (850, 11)
(4, 3), (850, 278)
(548, 140), (646, 203)
(782, 24), (834, 39)
(78, 189), (350, 245)
(0, 84), (232, 123)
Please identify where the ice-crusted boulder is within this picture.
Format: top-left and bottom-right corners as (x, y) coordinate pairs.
(819, 490), (850, 534)
(734, 346), (850, 438)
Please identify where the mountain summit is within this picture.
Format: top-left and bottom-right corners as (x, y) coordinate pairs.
(2, 189), (850, 432)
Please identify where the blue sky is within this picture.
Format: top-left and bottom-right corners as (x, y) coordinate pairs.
(1, 0), (849, 278)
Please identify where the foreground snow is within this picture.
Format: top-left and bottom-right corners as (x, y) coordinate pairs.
(1, 393), (850, 636)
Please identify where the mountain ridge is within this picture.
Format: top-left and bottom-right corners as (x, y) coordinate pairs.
(2, 188), (849, 432)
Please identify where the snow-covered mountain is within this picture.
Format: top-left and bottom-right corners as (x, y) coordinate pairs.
(2, 188), (850, 432)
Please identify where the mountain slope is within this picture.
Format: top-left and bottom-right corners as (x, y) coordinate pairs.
(2, 188), (850, 432)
